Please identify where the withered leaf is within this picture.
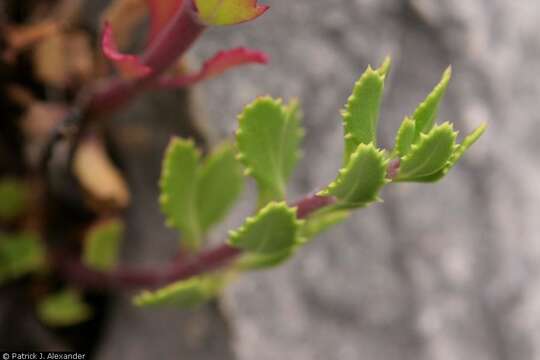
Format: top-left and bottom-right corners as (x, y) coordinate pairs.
(73, 135), (130, 211)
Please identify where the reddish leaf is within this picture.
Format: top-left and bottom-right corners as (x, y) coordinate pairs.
(194, 0), (269, 25)
(146, 0), (184, 43)
(101, 22), (152, 79)
(157, 47), (268, 87)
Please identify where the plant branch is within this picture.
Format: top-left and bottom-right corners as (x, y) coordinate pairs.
(57, 194), (336, 291)
(40, 0), (205, 175)
(87, 0), (205, 117)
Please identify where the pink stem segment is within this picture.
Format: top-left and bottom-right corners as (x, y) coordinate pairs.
(58, 244), (240, 290)
(59, 195), (335, 290)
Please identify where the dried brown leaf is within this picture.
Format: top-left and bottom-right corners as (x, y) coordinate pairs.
(33, 33), (68, 87)
(73, 136), (130, 211)
(5, 21), (60, 51)
(65, 31), (95, 84)
(33, 31), (95, 88)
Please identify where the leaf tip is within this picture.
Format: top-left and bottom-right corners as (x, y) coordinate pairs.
(101, 21), (152, 79)
(377, 56), (392, 78)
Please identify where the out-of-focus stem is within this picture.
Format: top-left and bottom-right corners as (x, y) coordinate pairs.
(86, 0), (205, 117)
(59, 195), (336, 290)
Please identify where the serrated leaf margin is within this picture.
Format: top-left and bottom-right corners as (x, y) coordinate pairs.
(236, 97), (303, 206)
(412, 67), (452, 139)
(396, 122), (458, 181)
(342, 67), (385, 162)
(228, 202), (303, 254)
(319, 143), (389, 208)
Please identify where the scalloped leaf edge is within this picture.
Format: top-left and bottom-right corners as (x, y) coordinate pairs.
(411, 123), (486, 182)
(319, 143), (389, 208)
(412, 66), (452, 139)
(342, 65), (386, 161)
(133, 276), (220, 308)
(236, 97), (303, 205)
(194, 0), (269, 26)
(228, 202), (303, 254)
(159, 137), (201, 247)
(394, 116), (416, 157)
(395, 122), (458, 181)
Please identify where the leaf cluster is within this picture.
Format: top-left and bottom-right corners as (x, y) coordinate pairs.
(132, 57), (485, 308)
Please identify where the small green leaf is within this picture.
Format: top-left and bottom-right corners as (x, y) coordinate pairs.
(83, 219), (123, 271)
(319, 144), (388, 208)
(0, 178), (26, 220)
(395, 123), (458, 181)
(283, 99), (305, 180)
(37, 290), (92, 327)
(412, 67), (452, 139)
(0, 232), (45, 284)
(235, 249), (294, 271)
(394, 117), (416, 157)
(343, 64), (386, 162)
(133, 276), (224, 308)
(197, 144), (244, 231)
(299, 210), (350, 242)
(194, 0), (269, 26)
(413, 123), (487, 182)
(377, 56), (392, 78)
(228, 202), (302, 254)
(160, 139), (245, 249)
(236, 97), (303, 206)
(447, 123), (487, 168)
(160, 138), (202, 249)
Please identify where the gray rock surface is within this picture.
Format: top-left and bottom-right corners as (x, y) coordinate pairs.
(189, 1), (540, 359)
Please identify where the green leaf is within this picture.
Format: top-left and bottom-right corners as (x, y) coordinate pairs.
(299, 210), (350, 242)
(377, 56), (392, 78)
(83, 219), (123, 271)
(133, 276), (224, 308)
(197, 143), (245, 232)
(412, 67), (452, 139)
(319, 144), (388, 208)
(160, 138), (201, 248)
(394, 117), (416, 157)
(395, 123), (458, 181)
(0, 232), (45, 284)
(236, 97), (303, 206)
(283, 99), (305, 180)
(447, 123), (487, 168)
(343, 64), (386, 162)
(413, 123), (487, 182)
(160, 139), (245, 249)
(194, 0), (269, 26)
(37, 290), (92, 327)
(228, 202), (302, 254)
(0, 178), (26, 220)
(235, 249), (294, 271)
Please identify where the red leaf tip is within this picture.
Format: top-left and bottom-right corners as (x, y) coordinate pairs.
(156, 47), (269, 88)
(101, 22), (152, 80)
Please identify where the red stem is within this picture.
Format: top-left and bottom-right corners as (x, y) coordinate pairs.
(58, 244), (240, 290)
(59, 195), (335, 290)
(140, 1), (204, 72)
(86, 0), (205, 117)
